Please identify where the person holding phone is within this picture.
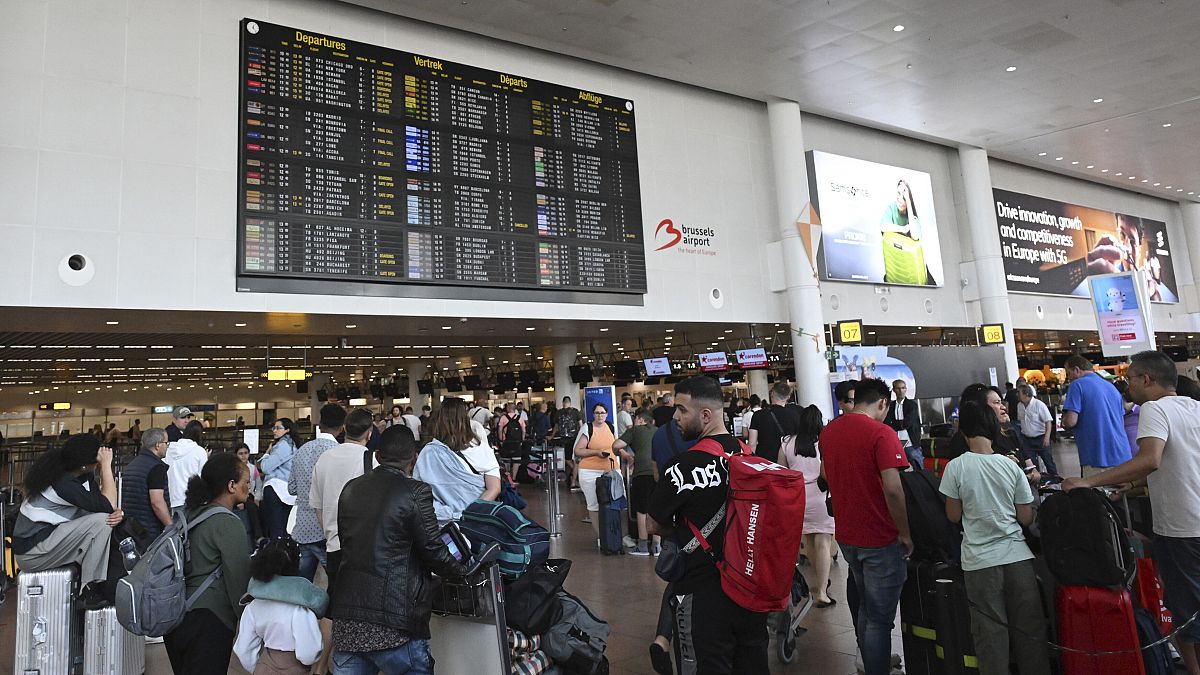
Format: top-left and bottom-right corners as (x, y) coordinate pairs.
(573, 403), (619, 544)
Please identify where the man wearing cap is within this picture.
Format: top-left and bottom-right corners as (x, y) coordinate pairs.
(165, 406), (195, 443)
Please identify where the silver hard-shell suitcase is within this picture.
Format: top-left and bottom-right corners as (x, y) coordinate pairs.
(15, 566), (83, 674)
(84, 606), (146, 675)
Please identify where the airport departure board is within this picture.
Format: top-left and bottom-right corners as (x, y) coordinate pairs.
(237, 19), (647, 296)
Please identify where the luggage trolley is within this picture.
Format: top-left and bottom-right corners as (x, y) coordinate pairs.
(429, 543), (511, 675)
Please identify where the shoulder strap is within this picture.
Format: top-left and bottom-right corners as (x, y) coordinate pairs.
(690, 437), (728, 459)
(450, 446), (481, 475)
(683, 504), (727, 554)
(768, 408), (786, 435)
(362, 449), (373, 475)
(182, 505), (237, 611)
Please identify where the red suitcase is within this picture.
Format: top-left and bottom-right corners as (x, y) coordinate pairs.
(1057, 585), (1145, 675)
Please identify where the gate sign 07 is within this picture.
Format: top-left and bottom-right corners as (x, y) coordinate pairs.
(835, 320), (864, 345)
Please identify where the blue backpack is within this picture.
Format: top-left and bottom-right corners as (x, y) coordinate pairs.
(459, 500), (549, 578)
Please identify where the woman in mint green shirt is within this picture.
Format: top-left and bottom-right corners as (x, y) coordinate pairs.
(940, 401), (1050, 675)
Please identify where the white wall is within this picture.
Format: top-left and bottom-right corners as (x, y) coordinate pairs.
(990, 160), (1200, 334)
(0, 0), (787, 324)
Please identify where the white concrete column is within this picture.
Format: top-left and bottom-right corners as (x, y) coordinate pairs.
(408, 362), (429, 409)
(958, 146), (1020, 381)
(308, 375), (329, 418)
(552, 343), (579, 408)
(746, 369), (769, 402)
(1179, 203), (1200, 321)
(766, 99), (832, 419)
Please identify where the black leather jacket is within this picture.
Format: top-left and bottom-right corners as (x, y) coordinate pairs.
(330, 464), (468, 638)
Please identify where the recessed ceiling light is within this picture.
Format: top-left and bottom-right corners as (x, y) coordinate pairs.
(106, 321), (119, 325)
(345, 324), (356, 329)
(600, 327), (609, 332)
(1154, 183), (1161, 187)
(1005, 66), (1017, 72)
(1115, 172), (1122, 176)
(1101, 169), (1109, 173)
(1086, 165), (1094, 169)
(525, 326), (535, 331)
(1166, 186), (1173, 189)
(1189, 192), (1195, 196)
(1142, 179), (1148, 183)
(1037, 152), (1047, 157)
(441, 326), (451, 330)
(1054, 157), (1063, 161)
(1129, 176), (1137, 180)
(1071, 161), (1079, 165)
(1092, 98), (1104, 103)
(1178, 188), (1184, 192)
(665, 329), (674, 333)
(893, 24), (905, 32)
(724, 329), (733, 333)
(234, 322), (246, 327)
(1162, 123), (1172, 128)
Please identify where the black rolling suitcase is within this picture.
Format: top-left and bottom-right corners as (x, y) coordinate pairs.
(596, 465), (626, 555)
(899, 560), (979, 675)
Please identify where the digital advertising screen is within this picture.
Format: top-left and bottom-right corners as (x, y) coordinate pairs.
(810, 151), (944, 287)
(993, 189), (1177, 303)
(735, 348), (768, 370)
(643, 357), (671, 376)
(698, 351), (729, 373)
(1088, 271), (1156, 357)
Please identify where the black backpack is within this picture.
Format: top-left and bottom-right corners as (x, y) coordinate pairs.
(505, 558), (571, 636)
(504, 414), (524, 444)
(900, 469), (963, 565)
(1038, 488), (1135, 587)
(1136, 608), (1174, 675)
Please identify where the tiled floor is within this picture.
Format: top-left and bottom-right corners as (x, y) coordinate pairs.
(1, 440), (1083, 674)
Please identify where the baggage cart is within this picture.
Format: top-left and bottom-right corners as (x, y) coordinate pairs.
(429, 561), (512, 675)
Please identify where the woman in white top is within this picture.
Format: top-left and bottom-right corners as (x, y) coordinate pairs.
(257, 418), (300, 538)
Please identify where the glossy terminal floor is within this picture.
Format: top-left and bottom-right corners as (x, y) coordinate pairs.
(0, 441), (1083, 675)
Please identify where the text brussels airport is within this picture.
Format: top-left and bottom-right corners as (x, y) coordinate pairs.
(810, 150), (945, 287)
(993, 188), (1178, 302)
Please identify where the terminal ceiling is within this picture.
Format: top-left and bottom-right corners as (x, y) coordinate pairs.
(348, 0), (1200, 203)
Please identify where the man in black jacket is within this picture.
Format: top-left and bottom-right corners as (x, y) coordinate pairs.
(329, 425), (469, 673)
(884, 379), (923, 470)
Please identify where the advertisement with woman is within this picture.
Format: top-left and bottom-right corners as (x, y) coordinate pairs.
(809, 151), (944, 287)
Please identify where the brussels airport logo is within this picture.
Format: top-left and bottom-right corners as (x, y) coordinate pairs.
(654, 219), (716, 257)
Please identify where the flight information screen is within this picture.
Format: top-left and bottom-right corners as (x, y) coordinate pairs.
(237, 19), (646, 297)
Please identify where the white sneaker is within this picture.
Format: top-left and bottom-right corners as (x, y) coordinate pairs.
(622, 535), (637, 548)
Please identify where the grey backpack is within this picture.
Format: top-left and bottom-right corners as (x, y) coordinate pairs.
(542, 591), (611, 675)
(115, 506), (236, 637)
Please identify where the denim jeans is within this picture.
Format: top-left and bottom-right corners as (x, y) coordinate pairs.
(260, 485), (292, 539)
(1021, 434), (1058, 476)
(904, 444), (923, 471)
(333, 640), (434, 675)
(297, 540), (327, 582)
(840, 542), (907, 675)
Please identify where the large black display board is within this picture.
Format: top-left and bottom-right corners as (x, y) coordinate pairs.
(237, 19), (646, 298)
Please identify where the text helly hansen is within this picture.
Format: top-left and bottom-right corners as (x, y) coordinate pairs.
(688, 438), (806, 612)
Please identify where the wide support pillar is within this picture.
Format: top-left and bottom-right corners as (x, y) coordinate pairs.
(766, 99), (832, 419)
(552, 343), (579, 408)
(1178, 203), (1200, 329)
(958, 146), (1020, 381)
(408, 362), (429, 409)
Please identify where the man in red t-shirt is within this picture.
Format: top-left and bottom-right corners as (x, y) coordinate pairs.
(820, 378), (912, 675)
